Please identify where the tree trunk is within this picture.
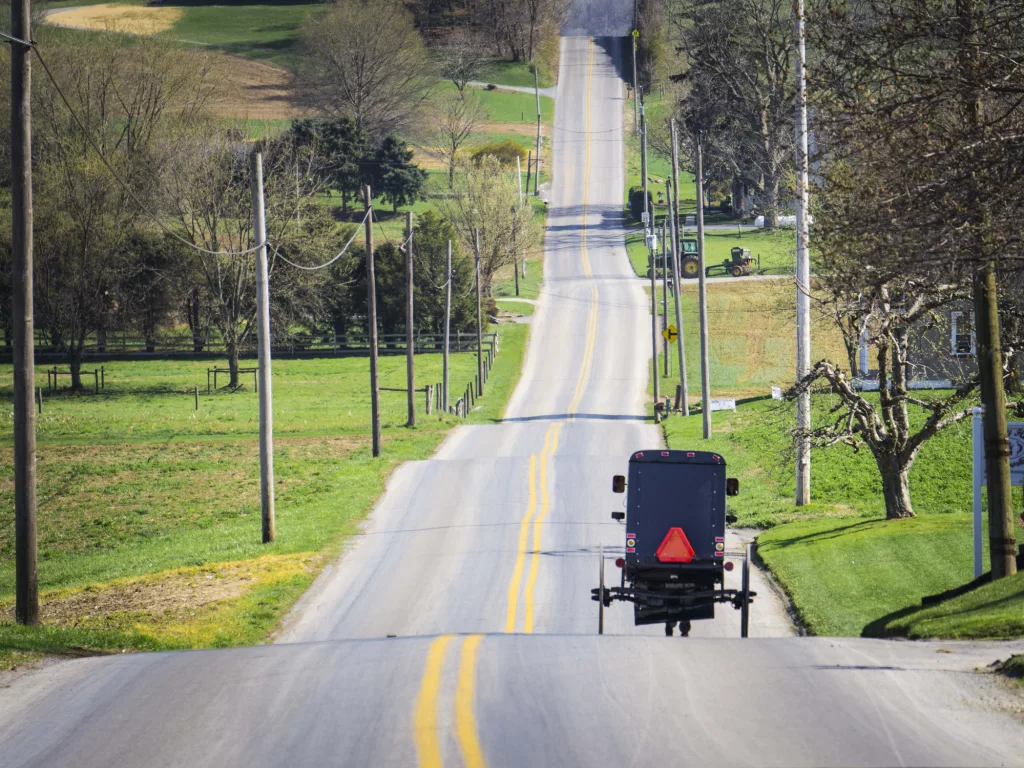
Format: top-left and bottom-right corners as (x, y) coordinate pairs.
(227, 342), (240, 388)
(877, 452), (915, 519)
(69, 336), (85, 392)
(186, 288), (204, 353)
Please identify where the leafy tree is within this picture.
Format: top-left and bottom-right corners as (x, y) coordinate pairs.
(289, 117), (367, 212)
(411, 211), (475, 334)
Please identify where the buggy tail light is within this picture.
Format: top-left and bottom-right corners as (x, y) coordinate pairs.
(724, 561), (734, 572)
(615, 558), (625, 568)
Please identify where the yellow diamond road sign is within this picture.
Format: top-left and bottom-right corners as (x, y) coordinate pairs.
(632, 29), (639, 37)
(662, 325), (678, 343)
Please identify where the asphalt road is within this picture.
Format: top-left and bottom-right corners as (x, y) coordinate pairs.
(2, 33), (1023, 768)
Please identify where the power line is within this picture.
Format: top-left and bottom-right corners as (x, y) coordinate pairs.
(272, 209), (371, 271)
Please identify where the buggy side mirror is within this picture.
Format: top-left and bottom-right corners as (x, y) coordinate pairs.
(612, 475), (626, 493)
(611, 511), (625, 521)
(726, 478), (740, 496)
(726, 514), (738, 524)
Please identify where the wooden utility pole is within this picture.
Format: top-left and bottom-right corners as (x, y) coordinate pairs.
(12, 0), (37, 626)
(443, 240), (452, 412)
(534, 68), (542, 196)
(641, 102), (659, 410)
(661, 214), (669, 377)
(976, 262), (1017, 577)
(364, 186), (381, 456)
(670, 121), (688, 416)
(474, 228), (484, 397)
(251, 152), (276, 543)
(631, 21), (639, 132)
(794, 0), (812, 505)
(695, 133), (711, 437)
(525, 150), (533, 202)
(405, 211), (415, 427)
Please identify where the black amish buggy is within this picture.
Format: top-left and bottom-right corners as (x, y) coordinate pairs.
(592, 449), (756, 637)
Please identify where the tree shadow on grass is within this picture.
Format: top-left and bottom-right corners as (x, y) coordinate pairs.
(761, 519), (882, 551)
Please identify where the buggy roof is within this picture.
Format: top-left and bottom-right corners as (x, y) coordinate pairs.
(628, 450), (726, 466)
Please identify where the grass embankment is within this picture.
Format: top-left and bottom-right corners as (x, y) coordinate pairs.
(661, 389), (1022, 637)
(0, 324), (528, 667)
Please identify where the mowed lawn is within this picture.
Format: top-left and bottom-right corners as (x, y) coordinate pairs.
(0, 324), (527, 665)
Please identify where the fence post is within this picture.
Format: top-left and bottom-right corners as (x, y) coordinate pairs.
(36, 386), (41, 414)
(207, 368), (211, 394)
(100, 366), (105, 390)
(194, 386), (199, 412)
(94, 370), (99, 395)
(425, 384), (432, 415)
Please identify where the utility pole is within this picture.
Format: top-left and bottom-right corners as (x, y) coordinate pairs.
(251, 153), (276, 543)
(443, 240), (452, 412)
(365, 186), (381, 456)
(12, 0), (37, 626)
(695, 133), (711, 438)
(474, 228), (484, 397)
(794, 0), (811, 505)
(662, 213), (669, 377)
(525, 150), (533, 202)
(641, 102), (659, 409)
(631, 21), (639, 132)
(976, 263), (1017, 577)
(405, 211), (415, 428)
(534, 67), (542, 196)
(670, 120), (689, 417)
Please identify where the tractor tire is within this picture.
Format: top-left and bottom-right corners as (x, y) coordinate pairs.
(730, 264), (744, 277)
(682, 256), (700, 279)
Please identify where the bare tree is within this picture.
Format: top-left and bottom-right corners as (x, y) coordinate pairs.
(427, 91), (486, 188)
(812, 0), (1024, 574)
(668, 0), (793, 226)
(302, 0), (435, 140)
(435, 156), (538, 296)
(437, 28), (489, 94)
(27, 33), (212, 389)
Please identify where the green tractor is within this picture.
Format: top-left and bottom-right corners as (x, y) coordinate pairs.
(681, 245), (760, 279)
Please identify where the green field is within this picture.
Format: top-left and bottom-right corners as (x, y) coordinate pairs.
(650, 281), (847, 400)
(0, 325), (527, 663)
(171, 2), (324, 68)
(480, 60), (555, 89)
(435, 82), (555, 126)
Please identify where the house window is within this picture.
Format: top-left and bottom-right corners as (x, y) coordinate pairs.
(951, 311), (976, 356)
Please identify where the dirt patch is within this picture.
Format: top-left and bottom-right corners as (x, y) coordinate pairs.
(46, 4), (184, 35)
(0, 554), (317, 627)
(486, 122), (539, 136)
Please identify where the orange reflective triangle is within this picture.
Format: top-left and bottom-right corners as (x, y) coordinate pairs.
(655, 527), (695, 563)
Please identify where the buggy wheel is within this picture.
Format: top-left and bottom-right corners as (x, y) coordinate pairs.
(740, 542), (752, 638)
(598, 543), (605, 635)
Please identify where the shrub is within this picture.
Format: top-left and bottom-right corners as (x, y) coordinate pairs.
(471, 139), (528, 167)
(629, 186), (653, 223)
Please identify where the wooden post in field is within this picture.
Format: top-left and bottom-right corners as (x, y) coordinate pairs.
(365, 186), (381, 456)
(251, 152), (276, 543)
(405, 211), (415, 427)
(12, 0), (38, 625)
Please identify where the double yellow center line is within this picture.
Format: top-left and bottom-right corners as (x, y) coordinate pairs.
(566, 38), (599, 421)
(414, 634), (487, 768)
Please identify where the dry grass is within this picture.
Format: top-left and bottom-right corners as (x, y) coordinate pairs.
(46, 4), (184, 36)
(202, 52), (311, 120)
